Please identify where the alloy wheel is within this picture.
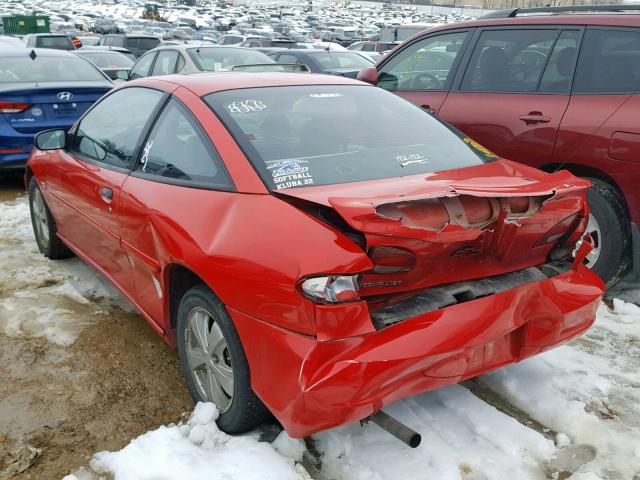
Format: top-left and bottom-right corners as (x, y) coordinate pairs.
(185, 306), (234, 412)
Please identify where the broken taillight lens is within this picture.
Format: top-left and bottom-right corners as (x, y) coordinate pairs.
(300, 275), (361, 303)
(0, 101), (32, 114)
(369, 246), (416, 273)
(534, 213), (582, 247)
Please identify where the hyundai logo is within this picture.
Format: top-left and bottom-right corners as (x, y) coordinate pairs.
(57, 92), (73, 101)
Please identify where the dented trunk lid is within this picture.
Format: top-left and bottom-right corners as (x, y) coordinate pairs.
(278, 160), (590, 296)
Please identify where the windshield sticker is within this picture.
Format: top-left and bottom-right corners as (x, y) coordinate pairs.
(309, 93), (343, 98)
(396, 153), (427, 167)
(463, 137), (497, 158)
(267, 159), (315, 190)
(227, 100), (266, 114)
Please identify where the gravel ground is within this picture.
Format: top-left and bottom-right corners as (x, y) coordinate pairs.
(0, 176), (193, 479)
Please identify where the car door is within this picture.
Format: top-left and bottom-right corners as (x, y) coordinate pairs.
(129, 50), (156, 79)
(553, 27), (639, 167)
(439, 27), (581, 165)
(118, 93), (234, 328)
(376, 29), (472, 115)
(45, 87), (166, 295)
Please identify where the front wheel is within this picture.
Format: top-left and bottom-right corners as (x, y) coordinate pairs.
(583, 178), (630, 287)
(176, 284), (271, 433)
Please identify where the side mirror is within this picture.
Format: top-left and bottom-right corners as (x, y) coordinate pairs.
(35, 129), (67, 151)
(357, 66), (378, 85)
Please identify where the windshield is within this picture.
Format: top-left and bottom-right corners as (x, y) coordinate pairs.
(309, 52), (372, 69)
(187, 47), (273, 71)
(79, 52), (134, 68)
(205, 85), (489, 190)
(0, 56), (106, 83)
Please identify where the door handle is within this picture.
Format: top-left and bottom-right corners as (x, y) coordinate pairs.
(421, 105), (437, 115)
(99, 187), (113, 204)
(519, 112), (551, 124)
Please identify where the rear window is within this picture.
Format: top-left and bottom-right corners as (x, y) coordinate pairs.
(127, 37), (160, 51)
(36, 36), (73, 49)
(0, 56), (106, 83)
(79, 52), (134, 68)
(205, 85), (487, 190)
(308, 52), (372, 69)
(187, 47), (273, 71)
(574, 28), (640, 94)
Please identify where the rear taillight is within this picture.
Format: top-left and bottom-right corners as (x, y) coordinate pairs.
(534, 213), (583, 247)
(300, 275), (361, 303)
(0, 101), (32, 114)
(368, 246), (416, 273)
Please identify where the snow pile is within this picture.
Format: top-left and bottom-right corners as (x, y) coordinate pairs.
(65, 403), (310, 480)
(0, 197), (129, 346)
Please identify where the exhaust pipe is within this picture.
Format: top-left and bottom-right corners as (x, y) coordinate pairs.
(367, 410), (421, 448)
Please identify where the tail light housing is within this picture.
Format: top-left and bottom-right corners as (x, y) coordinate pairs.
(0, 101), (32, 114)
(534, 213), (584, 247)
(368, 246), (416, 273)
(300, 275), (361, 303)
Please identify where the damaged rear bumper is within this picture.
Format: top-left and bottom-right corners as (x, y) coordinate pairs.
(229, 261), (603, 438)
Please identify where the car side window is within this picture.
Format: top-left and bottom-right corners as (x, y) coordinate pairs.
(351, 43), (363, 51)
(574, 28), (640, 94)
(277, 53), (298, 64)
(362, 44), (375, 52)
(130, 52), (155, 79)
(137, 99), (232, 188)
(70, 88), (164, 169)
(460, 29), (559, 93)
(538, 30), (580, 94)
(152, 50), (179, 76)
(378, 31), (468, 92)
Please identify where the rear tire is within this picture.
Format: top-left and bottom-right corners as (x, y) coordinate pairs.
(584, 178), (630, 287)
(176, 284), (271, 434)
(28, 177), (73, 259)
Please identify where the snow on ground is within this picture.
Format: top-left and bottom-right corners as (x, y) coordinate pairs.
(63, 403), (311, 480)
(1, 196), (639, 480)
(0, 196), (130, 346)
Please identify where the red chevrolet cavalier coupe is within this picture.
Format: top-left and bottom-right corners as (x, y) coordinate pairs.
(26, 72), (603, 439)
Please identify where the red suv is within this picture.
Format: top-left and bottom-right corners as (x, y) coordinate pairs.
(359, 5), (640, 286)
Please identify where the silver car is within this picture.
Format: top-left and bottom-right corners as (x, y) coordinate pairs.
(129, 44), (277, 79)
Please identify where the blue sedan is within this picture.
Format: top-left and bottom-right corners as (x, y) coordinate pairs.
(0, 48), (113, 171)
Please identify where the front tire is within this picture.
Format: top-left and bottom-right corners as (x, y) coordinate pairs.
(584, 178), (630, 287)
(176, 284), (271, 433)
(28, 177), (73, 259)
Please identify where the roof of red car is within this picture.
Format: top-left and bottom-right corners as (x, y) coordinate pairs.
(137, 72), (364, 97)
